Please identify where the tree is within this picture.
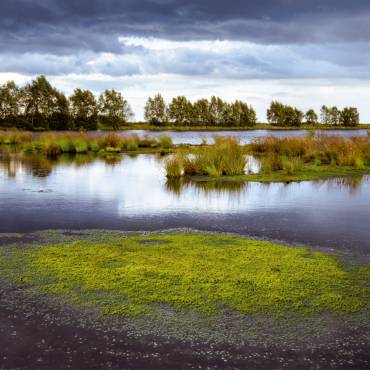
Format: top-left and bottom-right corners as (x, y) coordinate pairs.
(70, 88), (98, 130)
(0, 81), (21, 125)
(321, 106), (346, 126)
(320, 105), (331, 125)
(305, 109), (318, 125)
(22, 75), (58, 129)
(234, 100), (257, 127)
(330, 106), (341, 125)
(284, 107), (304, 127)
(267, 101), (286, 126)
(267, 101), (302, 126)
(340, 107), (359, 127)
(168, 96), (193, 125)
(209, 96), (225, 126)
(193, 98), (212, 126)
(49, 91), (71, 130)
(99, 89), (133, 129)
(144, 94), (168, 126)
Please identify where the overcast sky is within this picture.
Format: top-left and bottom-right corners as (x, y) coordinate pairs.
(1, 0), (369, 121)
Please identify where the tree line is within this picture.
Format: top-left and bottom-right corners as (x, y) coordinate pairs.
(144, 94), (257, 127)
(0, 76), (133, 130)
(267, 101), (360, 127)
(0, 76), (361, 130)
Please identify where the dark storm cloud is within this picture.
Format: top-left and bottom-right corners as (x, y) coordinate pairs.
(1, 0), (370, 54)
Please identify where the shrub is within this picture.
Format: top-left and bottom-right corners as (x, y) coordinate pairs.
(159, 135), (173, 149)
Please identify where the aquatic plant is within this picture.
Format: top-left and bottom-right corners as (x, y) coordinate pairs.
(165, 153), (183, 178)
(250, 136), (370, 170)
(166, 137), (246, 178)
(159, 135), (173, 149)
(0, 131), (173, 156)
(1, 232), (369, 317)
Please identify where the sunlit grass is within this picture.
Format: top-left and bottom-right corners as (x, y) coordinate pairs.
(1, 232), (369, 318)
(0, 131), (173, 157)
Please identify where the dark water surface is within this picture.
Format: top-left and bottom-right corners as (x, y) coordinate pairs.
(0, 152), (369, 254)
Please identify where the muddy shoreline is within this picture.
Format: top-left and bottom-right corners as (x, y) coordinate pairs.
(0, 230), (369, 369)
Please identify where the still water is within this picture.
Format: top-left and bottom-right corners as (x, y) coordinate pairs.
(0, 152), (369, 254)
(123, 129), (369, 145)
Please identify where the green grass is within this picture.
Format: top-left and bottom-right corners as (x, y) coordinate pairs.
(0, 232), (369, 318)
(244, 165), (370, 183)
(190, 164), (370, 183)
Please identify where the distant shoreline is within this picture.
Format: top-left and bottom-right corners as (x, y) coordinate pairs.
(1, 123), (369, 132)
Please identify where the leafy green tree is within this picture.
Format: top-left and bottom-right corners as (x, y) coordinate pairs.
(209, 96), (226, 126)
(320, 105), (331, 125)
(99, 89), (133, 129)
(321, 106), (344, 125)
(267, 101), (303, 127)
(232, 100), (257, 127)
(0, 81), (21, 125)
(330, 106), (341, 125)
(22, 75), (58, 129)
(144, 94), (168, 126)
(193, 98), (212, 126)
(305, 109), (318, 125)
(168, 96), (193, 125)
(49, 91), (71, 130)
(70, 88), (98, 130)
(284, 107), (304, 127)
(267, 101), (285, 126)
(340, 107), (359, 126)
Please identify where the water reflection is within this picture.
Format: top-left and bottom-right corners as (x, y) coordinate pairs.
(123, 129), (370, 145)
(166, 177), (247, 195)
(0, 152), (369, 253)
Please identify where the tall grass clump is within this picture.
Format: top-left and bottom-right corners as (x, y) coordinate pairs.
(159, 135), (173, 149)
(165, 153), (183, 178)
(250, 136), (370, 171)
(165, 137), (246, 178)
(0, 131), (32, 145)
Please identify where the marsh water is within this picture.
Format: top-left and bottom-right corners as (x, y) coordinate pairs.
(1, 150), (369, 255)
(123, 128), (369, 145)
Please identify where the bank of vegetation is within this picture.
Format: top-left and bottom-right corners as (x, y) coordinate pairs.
(0, 231), (369, 317)
(166, 136), (370, 182)
(0, 131), (173, 156)
(0, 75), (364, 131)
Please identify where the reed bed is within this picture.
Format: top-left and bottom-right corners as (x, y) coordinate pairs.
(0, 131), (173, 157)
(249, 136), (370, 173)
(166, 137), (246, 178)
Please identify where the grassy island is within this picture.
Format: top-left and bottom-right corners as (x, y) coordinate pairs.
(166, 136), (370, 183)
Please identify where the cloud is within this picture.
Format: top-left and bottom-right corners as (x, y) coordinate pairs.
(1, 0), (370, 55)
(1, 1), (370, 120)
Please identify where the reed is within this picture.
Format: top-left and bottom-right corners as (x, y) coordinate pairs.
(0, 131), (173, 157)
(250, 136), (370, 169)
(165, 137), (246, 178)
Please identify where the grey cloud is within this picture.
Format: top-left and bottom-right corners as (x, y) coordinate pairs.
(1, 0), (370, 55)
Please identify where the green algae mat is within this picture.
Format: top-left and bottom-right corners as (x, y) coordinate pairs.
(0, 231), (369, 317)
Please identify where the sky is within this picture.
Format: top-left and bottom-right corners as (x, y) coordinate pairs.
(0, 0), (370, 122)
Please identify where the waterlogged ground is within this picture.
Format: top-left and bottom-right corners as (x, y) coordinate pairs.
(114, 129), (370, 145)
(0, 230), (370, 369)
(1, 149), (370, 369)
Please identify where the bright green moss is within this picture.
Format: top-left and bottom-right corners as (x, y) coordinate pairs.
(1, 232), (369, 317)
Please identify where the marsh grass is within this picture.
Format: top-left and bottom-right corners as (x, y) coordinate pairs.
(165, 137), (246, 178)
(249, 136), (370, 176)
(0, 232), (369, 318)
(0, 131), (173, 157)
